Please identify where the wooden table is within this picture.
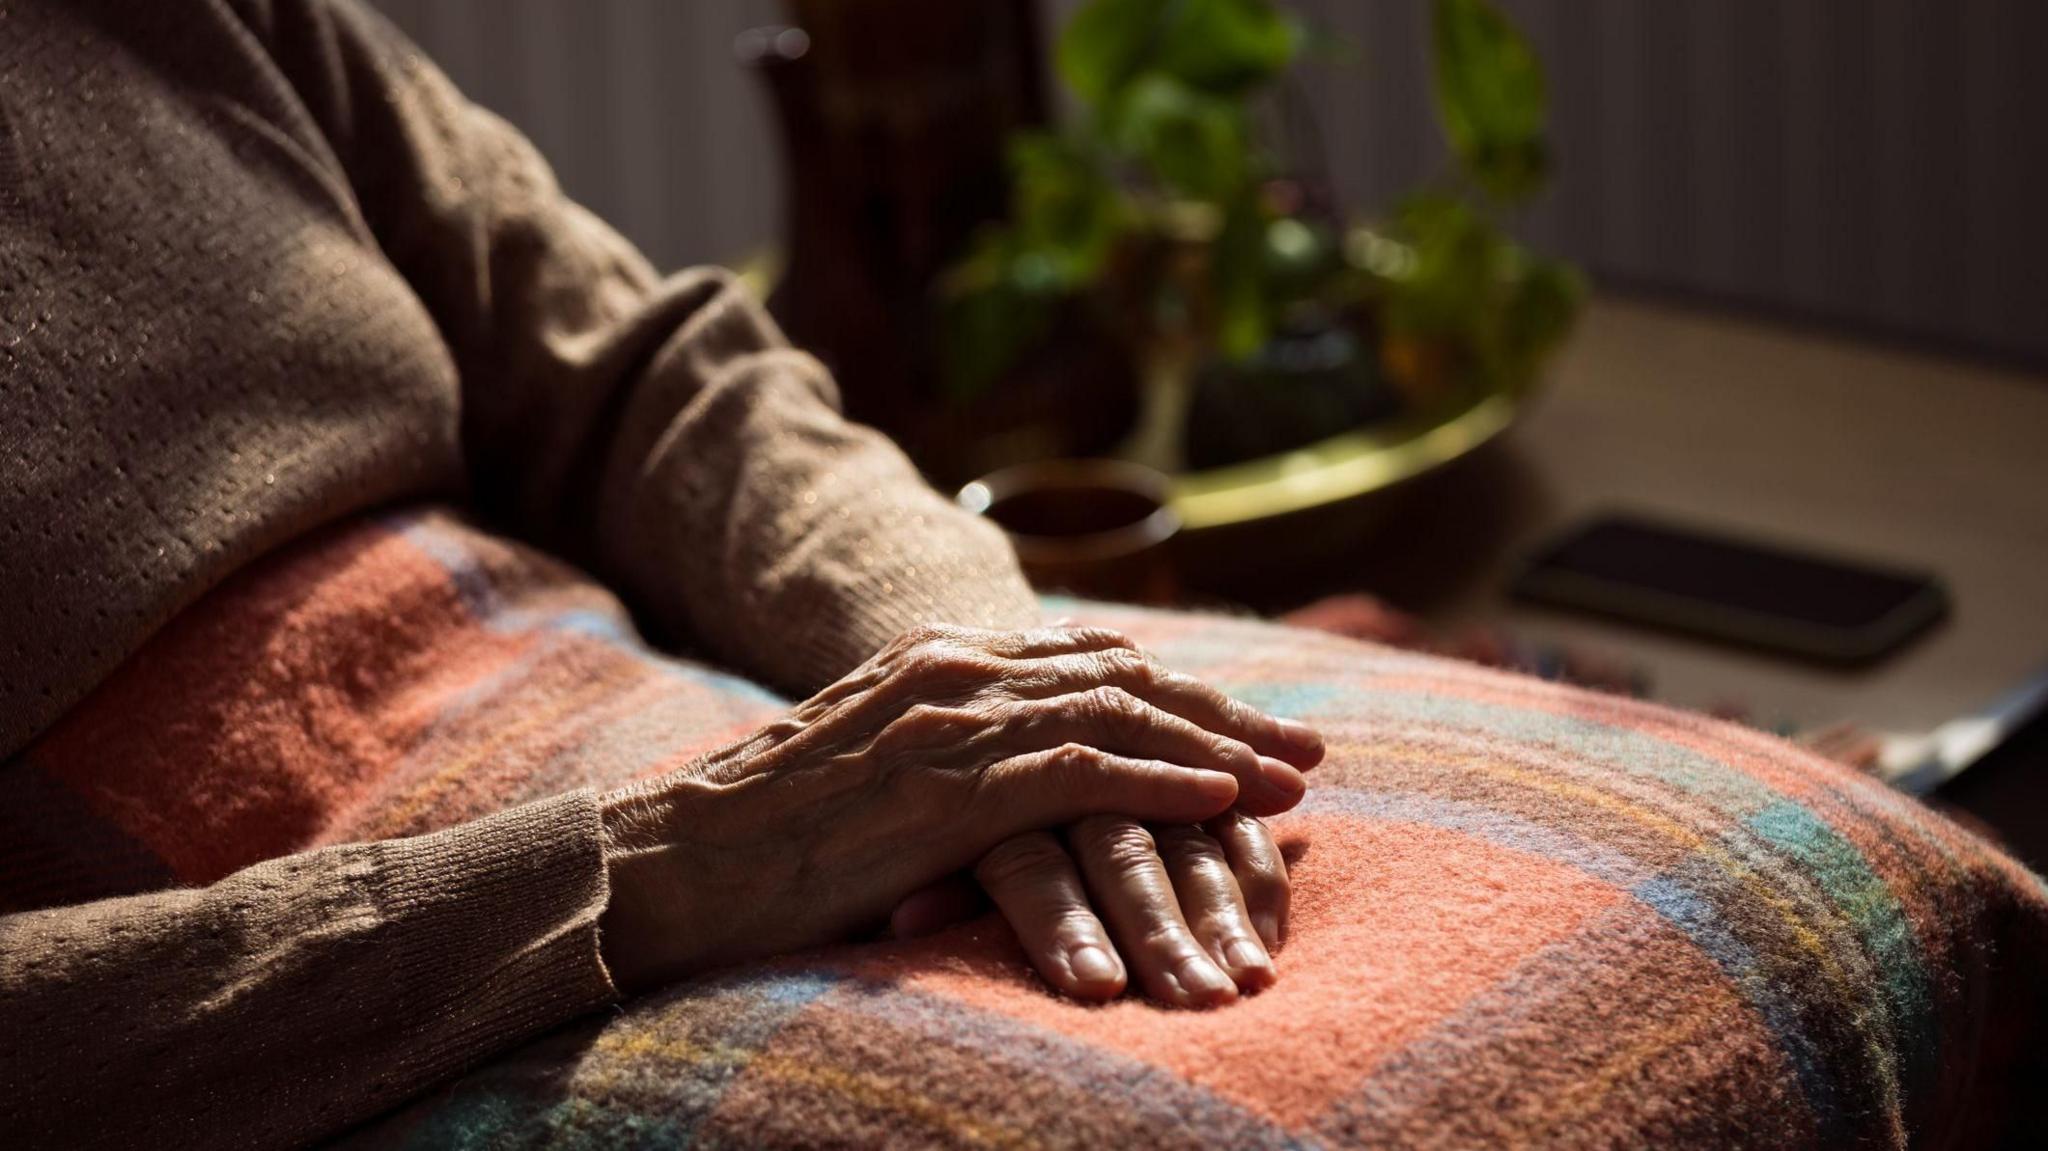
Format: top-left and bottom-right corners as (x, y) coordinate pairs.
(1267, 296), (2048, 748)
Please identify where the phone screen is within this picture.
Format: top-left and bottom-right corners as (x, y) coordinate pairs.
(1512, 514), (1949, 663)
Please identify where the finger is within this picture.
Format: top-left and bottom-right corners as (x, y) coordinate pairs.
(1016, 688), (1306, 816)
(890, 873), (986, 939)
(976, 625), (1142, 661)
(988, 744), (1238, 829)
(1069, 816), (1238, 1008)
(1207, 809), (1291, 950)
(1156, 824), (1276, 993)
(1008, 648), (1325, 768)
(974, 833), (1126, 1000)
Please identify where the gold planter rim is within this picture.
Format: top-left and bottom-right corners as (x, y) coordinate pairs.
(1166, 390), (1519, 532)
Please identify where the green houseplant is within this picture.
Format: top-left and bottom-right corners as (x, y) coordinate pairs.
(941, 0), (1584, 470)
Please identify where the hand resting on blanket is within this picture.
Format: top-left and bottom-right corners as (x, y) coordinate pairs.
(597, 623), (1323, 1006)
(892, 806), (1300, 1006)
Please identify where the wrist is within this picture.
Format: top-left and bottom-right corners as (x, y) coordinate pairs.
(597, 785), (725, 994)
(596, 792), (667, 994)
(593, 749), (784, 994)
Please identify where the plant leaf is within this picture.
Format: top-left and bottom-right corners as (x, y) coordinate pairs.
(1059, 0), (1169, 108)
(1155, 0), (1301, 96)
(1006, 133), (1122, 283)
(1431, 0), (1548, 203)
(1110, 74), (1246, 199)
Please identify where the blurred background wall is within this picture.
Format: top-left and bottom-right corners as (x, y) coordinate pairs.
(367, 0), (2048, 367)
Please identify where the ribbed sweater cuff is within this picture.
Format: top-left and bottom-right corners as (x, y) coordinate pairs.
(800, 553), (1044, 681)
(370, 789), (619, 1088)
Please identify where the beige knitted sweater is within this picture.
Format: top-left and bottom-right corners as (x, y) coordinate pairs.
(0, 0), (1037, 1146)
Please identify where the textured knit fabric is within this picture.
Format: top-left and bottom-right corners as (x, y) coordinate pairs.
(1, 0), (1036, 1145)
(0, 0), (1039, 758)
(0, 790), (617, 1150)
(7, 508), (2045, 1149)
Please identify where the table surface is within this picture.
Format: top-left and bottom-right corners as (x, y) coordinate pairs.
(1294, 295), (2048, 743)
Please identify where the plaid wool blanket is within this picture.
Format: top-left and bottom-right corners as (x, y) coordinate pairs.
(11, 508), (2045, 1148)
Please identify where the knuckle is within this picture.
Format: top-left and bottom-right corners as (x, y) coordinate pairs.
(1085, 684), (1141, 722)
(1069, 813), (1122, 841)
(1047, 910), (1110, 952)
(1049, 741), (1104, 773)
(1157, 826), (1228, 867)
(1238, 869), (1288, 915)
(898, 644), (987, 685)
(1139, 917), (1194, 951)
(1097, 646), (1154, 687)
(1232, 844), (1290, 905)
(896, 645), (947, 678)
(1211, 807), (1263, 841)
(1082, 627), (1139, 652)
(1232, 816), (1287, 869)
(1088, 821), (1159, 873)
(974, 832), (1068, 888)
(900, 622), (952, 647)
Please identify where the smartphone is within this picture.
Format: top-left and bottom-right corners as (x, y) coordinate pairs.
(1511, 514), (1950, 665)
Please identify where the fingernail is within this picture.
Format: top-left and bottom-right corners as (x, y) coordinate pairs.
(1177, 956), (1236, 1002)
(1225, 938), (1270, 974)
(1253, 912), (1281, 949)
(1069, 945), (1119, 986)
(1186, 769), (1240, 806)
(1276, 717), (1324, 751)
(1260, 757), (1307, 799)
(1276, 716), (1313, 734)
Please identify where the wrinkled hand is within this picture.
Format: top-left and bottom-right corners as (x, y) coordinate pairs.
(893, 807), (1297, 1008)
(887, 641), (1321, 1008)
(596, 624), (1317, 992)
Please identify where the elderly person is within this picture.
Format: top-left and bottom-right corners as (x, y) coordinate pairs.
(0, 0), (1324, 1146)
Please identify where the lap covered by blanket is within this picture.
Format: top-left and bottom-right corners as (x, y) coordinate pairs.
(11, 508), (2045, 1149)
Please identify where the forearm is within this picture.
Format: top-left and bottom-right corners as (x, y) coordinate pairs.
(0, 792), (616, 1151)
(591, 302), (1042, 693)
(242, 2), (1034, 695)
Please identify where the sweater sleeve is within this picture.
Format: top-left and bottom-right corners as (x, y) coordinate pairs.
(0, 790), (617, 1151)
(234, 0), (1040, 696)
